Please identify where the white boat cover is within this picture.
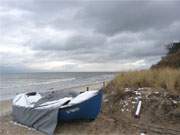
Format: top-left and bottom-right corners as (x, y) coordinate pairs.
(12, 90), (98, 135)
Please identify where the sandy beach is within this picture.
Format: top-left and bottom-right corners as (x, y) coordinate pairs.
(0, 100), (138, 135)
(0, 81), (138, 135)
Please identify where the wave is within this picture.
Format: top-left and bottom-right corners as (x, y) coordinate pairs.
(0, 78), (76, 89)
(27, 78), (76, 86)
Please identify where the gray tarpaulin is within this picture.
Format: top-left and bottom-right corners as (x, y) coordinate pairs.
(12, 106), (59, 135)
(12, 90), (79, 135)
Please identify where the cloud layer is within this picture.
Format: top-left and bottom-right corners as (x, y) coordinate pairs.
(0, 0), (180, 72)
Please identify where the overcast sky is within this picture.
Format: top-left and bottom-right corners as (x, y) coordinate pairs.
(0, 0), (180, 72)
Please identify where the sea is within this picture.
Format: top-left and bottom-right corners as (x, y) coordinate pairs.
(0, 72), (117, 101)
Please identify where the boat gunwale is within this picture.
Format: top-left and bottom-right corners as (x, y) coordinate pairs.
(58, 89), (103, 110)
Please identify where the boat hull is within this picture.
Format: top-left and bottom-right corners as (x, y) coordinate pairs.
(58, 89), (103, 121)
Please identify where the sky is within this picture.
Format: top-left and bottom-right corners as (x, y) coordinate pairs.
(0, 0), (180, 72)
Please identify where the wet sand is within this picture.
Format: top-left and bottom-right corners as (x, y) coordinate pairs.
(0, 100), (12, 117)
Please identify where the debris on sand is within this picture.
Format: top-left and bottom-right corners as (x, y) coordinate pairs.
(103, 87), (180, 134)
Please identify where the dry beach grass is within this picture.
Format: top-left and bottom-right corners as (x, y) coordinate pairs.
(106, 68), (180, 94)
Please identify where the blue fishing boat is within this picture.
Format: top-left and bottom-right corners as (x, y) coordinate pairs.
(12, 89), (103, 135)
(58, 89), (103, 121)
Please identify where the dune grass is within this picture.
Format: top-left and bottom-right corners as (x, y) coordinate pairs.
(105, 68), (180, 94)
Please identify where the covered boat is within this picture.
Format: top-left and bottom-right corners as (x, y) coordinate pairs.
(12, 89), (103, 135)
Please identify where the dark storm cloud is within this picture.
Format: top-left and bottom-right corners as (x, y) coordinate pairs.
(79, 1), (180, 35)
(0, 0), (180, 71)
(32, 33), (106, 51)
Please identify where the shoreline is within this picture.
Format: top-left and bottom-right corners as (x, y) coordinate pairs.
(0, 80), (107, 102)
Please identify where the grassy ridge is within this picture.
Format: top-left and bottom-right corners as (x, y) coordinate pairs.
(151, 51), (180, 69)
(106, 68), (180, 94)
(151, 42), (180, 69)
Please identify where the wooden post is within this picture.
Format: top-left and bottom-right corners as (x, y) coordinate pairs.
(103, 81), (106, 88)
(86, 87), (89, 91)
